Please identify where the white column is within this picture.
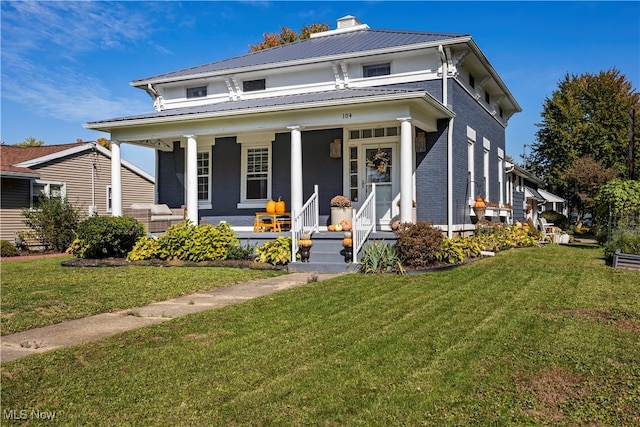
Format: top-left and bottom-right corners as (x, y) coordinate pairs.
(288, 126), (303, 216)
(399, 118), (413, 223)
(185, 135), (199, 224)
(111, 140), (122, 216)
(447, 118), (454, 239)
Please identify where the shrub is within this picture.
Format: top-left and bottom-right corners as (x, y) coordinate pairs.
(541, 210), (570, 230)
(226, 243), (255, 260)
(126, 222), (239, 262)
(69, 216), (145, 259)
(1, 240), (18, 257)
(394, 221), (444, 268)
(358, 241), (405, 274)
(255, 236), (291, 265)
(22, 196), (81, 252)
(436, 236), (482, 264)
(472, 222), (538, 252)
(603, 232), (640, 262)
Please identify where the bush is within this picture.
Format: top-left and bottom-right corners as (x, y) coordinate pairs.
(472, 222), (538, 252)
(603, 232), (640, 262)
(127, 222), (239, 262)
(255, 236), (291, 265)
(1, 240), (19, 257)
(226, 243), (255, 260)
(393, 221), (444, 268)
(436, 236), (482, 264)
(358, 241), (405, 274)
(541, 210), (570, 230)
(69, 216), (145, 259)
(22, 196), (81, 252)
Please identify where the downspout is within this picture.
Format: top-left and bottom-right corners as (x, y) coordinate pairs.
(440, 45), (453, 238)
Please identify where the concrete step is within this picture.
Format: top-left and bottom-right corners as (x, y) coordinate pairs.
(288, 261), (358, 273)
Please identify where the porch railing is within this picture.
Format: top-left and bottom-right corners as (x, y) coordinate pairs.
(291, 185), (320, 262)
(352, 183), (376, 263)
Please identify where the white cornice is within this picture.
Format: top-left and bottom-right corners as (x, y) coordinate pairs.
(85, 91), (453, 132)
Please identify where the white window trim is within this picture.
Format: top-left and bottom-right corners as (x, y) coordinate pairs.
(467, 126), (476, 205)
(106, 185), (112, 213)
(483, 138), (491, 201)
(30, 180), (66, 207)
(197, 149), (213, 210)
(237, 139), (272, 209)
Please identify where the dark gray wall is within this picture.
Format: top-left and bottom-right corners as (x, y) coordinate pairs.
(157, 141), (184, 208)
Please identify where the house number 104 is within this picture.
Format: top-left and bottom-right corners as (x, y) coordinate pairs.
(342, 113), (352, 119)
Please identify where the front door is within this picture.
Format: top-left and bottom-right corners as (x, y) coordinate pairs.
(348, 143), (399, 229)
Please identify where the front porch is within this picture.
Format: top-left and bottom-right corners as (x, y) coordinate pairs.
(233, 229), (397, 273)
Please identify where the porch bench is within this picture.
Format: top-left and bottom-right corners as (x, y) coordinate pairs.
(613, 250), (640, 271)
(123, 203), (185, 233)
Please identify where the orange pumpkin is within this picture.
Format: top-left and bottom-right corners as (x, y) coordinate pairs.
(275, 197), (286, 214)
(328, 224), (335, 232)
(343, 238), (353, 246)
(266, 199), (276, 214)
(340, 219), (352, 231)
(299, 239), (312, 247)
(474, 197), (485, 208)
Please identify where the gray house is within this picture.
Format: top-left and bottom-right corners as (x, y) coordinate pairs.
(86, 16), (520, 249)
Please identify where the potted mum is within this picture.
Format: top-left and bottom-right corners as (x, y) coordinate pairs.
(330, 195), (353, 226)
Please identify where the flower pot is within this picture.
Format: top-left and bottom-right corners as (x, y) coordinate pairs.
(473, 206), (485, 219)
(330, 207), (353, 226)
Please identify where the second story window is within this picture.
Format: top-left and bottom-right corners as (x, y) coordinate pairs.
(187, 86), (207, 99)
(485, 91), (491, 105)
(469, 73), (475, 89)
(243, 79), (266, 92)
(363, 63), (390, 78)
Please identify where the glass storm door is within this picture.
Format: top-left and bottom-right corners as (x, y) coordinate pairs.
(348, 144), (398, 229)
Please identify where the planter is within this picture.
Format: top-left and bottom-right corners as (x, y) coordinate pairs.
(472, 206), (485, 219)
(330, 207), (353, 225)
(298, 245), (312, 262)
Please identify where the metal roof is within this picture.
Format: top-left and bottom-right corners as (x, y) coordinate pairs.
(86, 85), (450, 127)
(132, 29), (467, 85)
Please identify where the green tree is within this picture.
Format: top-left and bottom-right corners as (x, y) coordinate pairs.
(22, 196), (82, 252)
(249, 22), (329, 51)
(565, 156), (618, 217)
(16, 136), (44, 147)
(529, 68), (639, 199)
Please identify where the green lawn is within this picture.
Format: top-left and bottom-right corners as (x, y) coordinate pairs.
(0, 255), (284, 335)
(2, 245), (639, 425)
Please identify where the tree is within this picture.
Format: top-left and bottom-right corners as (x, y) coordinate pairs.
(16, 136), (44, 147)
(529, 68), (639, 200)
(565, 156), (618, 216)
(249, 22), (329, 51)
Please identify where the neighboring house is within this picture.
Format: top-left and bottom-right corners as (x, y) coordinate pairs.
(0, 142), (154, 243)
(505, 161), (566, 225)
(85, 15), (522, 237)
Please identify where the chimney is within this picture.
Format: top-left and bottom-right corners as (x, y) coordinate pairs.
(337, 15), (361, 29)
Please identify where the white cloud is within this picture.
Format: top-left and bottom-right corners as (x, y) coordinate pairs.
(1, 1), (163, 122)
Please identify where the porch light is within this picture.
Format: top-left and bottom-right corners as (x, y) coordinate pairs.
(330, 138), (342, 158)
(415, 132), (426, 153)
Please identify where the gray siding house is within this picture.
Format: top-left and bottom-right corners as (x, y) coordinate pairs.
(85, 16), (520, 239)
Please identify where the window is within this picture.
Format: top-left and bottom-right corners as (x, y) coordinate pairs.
(187, 86), (207, 99)
(484, 91), (490, 104)
(243, 79), (266, 92)
(31, 180), (65, 206)
(469, 73), (475, 89)
(197, 152), (210, 202)
(106, 186), (112, 213)
(243, 146), (270, 202)
(363, 63), (390, 78)
(349, 127), (399, 140)
(483, 138), (491, 200)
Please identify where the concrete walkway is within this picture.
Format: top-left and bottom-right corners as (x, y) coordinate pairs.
(1, 272), (342, 363)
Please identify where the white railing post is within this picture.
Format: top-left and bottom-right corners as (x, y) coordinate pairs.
(352, 183), (376, 264)
(291, 185), (319, 263)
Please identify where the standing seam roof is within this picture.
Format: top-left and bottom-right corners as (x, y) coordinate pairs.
(133, 29), (467, 84)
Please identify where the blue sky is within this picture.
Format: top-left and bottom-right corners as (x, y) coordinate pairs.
(2, 1), (638, 176)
